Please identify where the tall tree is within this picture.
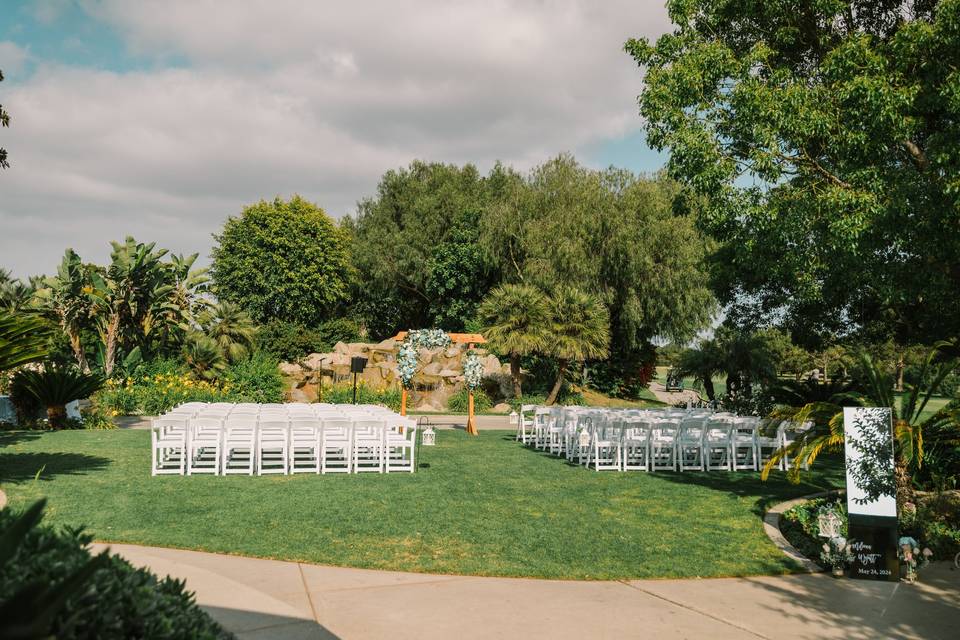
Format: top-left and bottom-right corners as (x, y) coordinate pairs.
(347, 161), (509, 336)
(477, 284), (551, 399)
(480, 155), (716, 392)
(544, 288), (610, 405)
(212, 196), (351, 327)
(627, 0), (960, 345)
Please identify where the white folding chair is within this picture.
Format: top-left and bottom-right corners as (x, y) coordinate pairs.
(622, 417), (651, 471)
(320, 418), (353, 474)
(385, 418), (417, 473)
(352, 419), (386, 473)
(151, 416), (188, 475)
(221, 416), (257, 475)
(677, 416), (707, 471)
(288, 417), (321, 474)
(187, 417), (222, 475)
(587, 415), (622, 471)
(651, 419), (680, 471)
(732, 417), (759, 471)
(704, 417), (733, 471)
(256, 419), (289, 475)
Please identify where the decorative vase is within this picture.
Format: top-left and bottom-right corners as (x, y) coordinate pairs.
(831, 566), (844, 578)
(901, 563), (917, 583)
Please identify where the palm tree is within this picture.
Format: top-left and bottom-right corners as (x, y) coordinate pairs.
(13, 366), (105, 429)
(478, 284), (550, 399)
(0, 269), (35, 312)
(199, 301), (257, 363)
(544, 288), (610, 405)
(0, 312), (51, 372)
(182, 332), (227, 381)
(34, 250), (96, 372)
(761, 347), (960, 506)
(676, 339), (724, 400)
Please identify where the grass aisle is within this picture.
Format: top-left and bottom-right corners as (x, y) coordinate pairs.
(0, 429), (843, 579)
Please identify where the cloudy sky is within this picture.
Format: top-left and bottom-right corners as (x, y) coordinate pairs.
(0, 0), (671, 279)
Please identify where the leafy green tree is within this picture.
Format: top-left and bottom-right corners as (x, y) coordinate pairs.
(35, 250), (98, 372)
(626, 1), (960, 345)
(677, 326), (778, 400)
(212, 196), (351, 326)
(480, 156), (716, 382)
(198, 301), (257, 363)
(544, 288), (610, 405)
(347, 161), (507, 336)
(88, 238), (179, 376)
(477, 284), (551, 399)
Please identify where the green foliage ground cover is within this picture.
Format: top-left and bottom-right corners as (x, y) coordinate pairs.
(0, 430), (844, 579)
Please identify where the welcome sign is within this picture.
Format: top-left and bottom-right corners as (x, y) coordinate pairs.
(843, 407), (899, 581)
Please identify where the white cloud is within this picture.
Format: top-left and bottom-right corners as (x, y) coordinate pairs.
(0, 1), (671, 278)
(0, 41), (29, 77)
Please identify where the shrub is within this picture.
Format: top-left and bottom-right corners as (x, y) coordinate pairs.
(0, 502), (232, 639)
(447, 388), (492, 413)
(223, 352), (284, 403)
(256, 318), (362, 362)
(97, 373), (232, 416)
(324, 381), (401, 411)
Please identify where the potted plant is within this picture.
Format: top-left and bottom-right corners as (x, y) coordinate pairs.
(898, 536), (933, 583)
(821, 536), (853, 577)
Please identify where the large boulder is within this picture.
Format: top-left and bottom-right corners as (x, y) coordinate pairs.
(279, 362), (303, 377)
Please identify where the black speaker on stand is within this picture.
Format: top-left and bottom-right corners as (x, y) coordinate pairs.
(350, 356), (368, 404)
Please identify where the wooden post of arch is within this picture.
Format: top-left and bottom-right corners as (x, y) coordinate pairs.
(401, 387), (408, 416)
(466, 342), (479, 436)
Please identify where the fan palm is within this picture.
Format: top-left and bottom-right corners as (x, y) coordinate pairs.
(182, 332), (227, 381)
(0, 312), (51, 372)
(675, 339), (725, 400)
(478, 284), (550, 399)
(544, 287), (610, 405)
(199, 301), (257, 363)
(14, 366), (105, 429)
(762, 346), (960, 506)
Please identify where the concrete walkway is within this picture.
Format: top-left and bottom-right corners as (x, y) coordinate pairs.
(91, 543), (960, 640)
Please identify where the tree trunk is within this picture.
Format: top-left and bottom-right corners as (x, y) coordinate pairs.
(546, 359), (567, 405)
(68, 330), (89, 373)
(703, 376), (716, 401)
(896, 352), (905, 393)
(103, 314), (120, 376)
(510, 353), (522, 399)
(47, 405), (68, 430)
(894, 459), (913, 512)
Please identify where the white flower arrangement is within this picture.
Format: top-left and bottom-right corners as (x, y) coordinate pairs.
(463, 350), (484, 390)
(397, 329), (453, 389)
(898, 536), (932, 583)
(820, 536), (853, 572)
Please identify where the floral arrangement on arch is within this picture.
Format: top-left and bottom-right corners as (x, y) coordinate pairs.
(397, 329), (452, 389)
(898, 536), (932, 583)
(463, 350), (484, 390)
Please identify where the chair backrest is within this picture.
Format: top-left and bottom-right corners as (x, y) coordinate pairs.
(352, 419), (385, 438)
(224, 415), (257, 429)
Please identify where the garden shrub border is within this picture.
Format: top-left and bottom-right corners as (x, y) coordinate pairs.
(762, 490), (842, 573)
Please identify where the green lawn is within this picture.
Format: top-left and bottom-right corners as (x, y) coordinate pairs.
(0, 429), (843, 580)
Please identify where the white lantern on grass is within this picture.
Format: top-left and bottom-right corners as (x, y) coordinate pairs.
(422, 426), (436, 446)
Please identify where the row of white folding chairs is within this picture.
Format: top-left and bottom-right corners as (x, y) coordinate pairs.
(151, 415), (417, 476)
(516, 406), (810, 473)
(161, 402), (397, 420)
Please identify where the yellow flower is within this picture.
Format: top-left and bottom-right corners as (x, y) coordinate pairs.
(111, 410), (118, 416)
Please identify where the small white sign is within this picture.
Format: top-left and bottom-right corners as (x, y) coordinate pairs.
(843, 407), (897, 518)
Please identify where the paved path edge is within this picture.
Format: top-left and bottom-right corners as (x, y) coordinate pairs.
(762, 490), (842, 573)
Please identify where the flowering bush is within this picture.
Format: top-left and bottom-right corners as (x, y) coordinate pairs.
(98, 373), (233, 416)
(323, 380), (402, 411)
(898, 536), (933, 583)
(463, 350), (484, 390)
(820, 536), (853, 571)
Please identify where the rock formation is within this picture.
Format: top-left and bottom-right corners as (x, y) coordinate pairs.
(280, 340), (509, 408)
